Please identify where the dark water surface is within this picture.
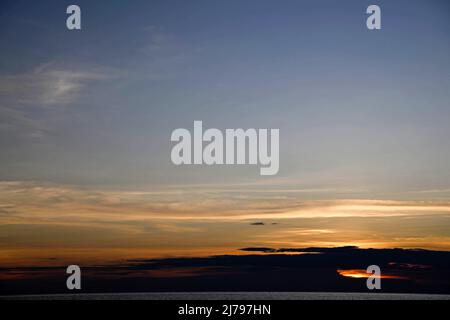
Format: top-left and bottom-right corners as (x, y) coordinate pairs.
(2, 292), (450, 300)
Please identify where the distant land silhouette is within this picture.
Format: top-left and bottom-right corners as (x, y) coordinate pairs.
(1, 247), (449, 296)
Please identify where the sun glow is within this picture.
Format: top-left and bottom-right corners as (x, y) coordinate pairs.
(337, 269), (407, 279)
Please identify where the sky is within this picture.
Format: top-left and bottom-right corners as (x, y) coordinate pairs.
(0, 0), (450, 268)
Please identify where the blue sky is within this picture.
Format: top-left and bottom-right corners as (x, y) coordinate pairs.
(0, 0), (449, 195)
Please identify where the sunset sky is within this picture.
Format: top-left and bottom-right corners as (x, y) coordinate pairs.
(1, 0), (450, 269)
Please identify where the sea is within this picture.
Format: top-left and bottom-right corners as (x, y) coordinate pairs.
(1, 292), (450, 300)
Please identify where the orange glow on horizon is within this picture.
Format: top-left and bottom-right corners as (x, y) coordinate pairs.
(337, 269), (407, 280)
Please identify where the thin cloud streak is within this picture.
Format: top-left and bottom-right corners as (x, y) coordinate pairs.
(0, 63), (112, 107)
(1, 181), (450, 224)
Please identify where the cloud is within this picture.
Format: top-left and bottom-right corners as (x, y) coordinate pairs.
(143, 26), (178, 54)
(0, 106), (48, 138)
(240, 247), (276, 253)
(412, 189), (450, 194)
(153, 223), (202, 233)
(0, 63), (111, 107)
(141, 26), (189, 60)
(1, 181), (450, 224)
(1, 181), (450, 269)
(0, 63), (114, 141)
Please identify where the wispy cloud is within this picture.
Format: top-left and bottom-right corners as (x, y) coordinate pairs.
(140, 25), (192, 60)
(1, 181), (450, 267)
(0, 106), (48, 138)
(0, 63), (111, 107)
(0, 63), (114, 142)
(1, 181), (450, 224)
(411, 189), (450, 194)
